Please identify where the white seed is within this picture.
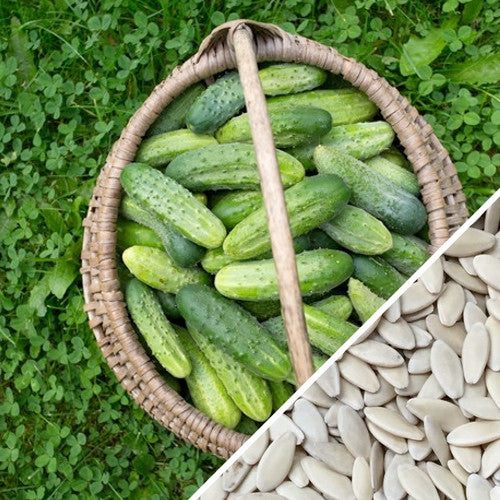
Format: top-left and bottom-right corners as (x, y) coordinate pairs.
(337, 405), (371, 459)
(223, 460), (251, 492)
(449, 444), (481, 474)
(448, 459), (470, 486)
(437, 282), (465, 326)
(301, 456), (354, 499)
(352, 457), (372, 500)
(349, 340), (404, 367)
(317, 362), (340, 398)
(406, 397), (468, 432)
(420, 258), (444, 294)
(426, 461), (466, 500)
(287, 449), (308, 488)
(338, 378), (364, 411)
(291, 399), (328, 443)
(232, 466), (258, 495)
(269, 415), (304, 445)
(370, 441), (384, 492)
(243, 431), (270, 465)
(405, 304), (435, 322)
(426, 315), (466, 354)
(464, 301), (488, 331)
(324, 401), (344, 427)
(303, 383), (334, 408)
(401, 281), (439, 314)
(463, 377), (487, 399)
(275, 481), (322, 500)
(377, 363), (409, 390)
(237, 494), (284, 499)
(447, 421), (500, 446)
(486, 369), (500, 407)
(384, 299), (401, 323)
(201, 475), (227, 500)
(378, 317), (416, 350)
(396, 395), (419, 424)
(481, 439), (500, 478)
(408, 434), (431, 461)
(396, 463), (440, 500)
(383, 453), (414, 500)
(417, 374), (446, 399)
(366, 419), (408, 454)
(486, 298), (500, 321)
(302, 439), (355, 476)
(459, 396), (500, 420)
(445, 228), (496, 257)
(430, 339), (464, 399)
(338, 353), (380, 393)
(485, 316), (500, 371)
(364, 406), (423, 440)
(490, 485), (500, 500)
(364, 375), (396, 407)
(462, 322), (490, 384)
(459, 256), (478, 276)
(444, 259), (489, 293)
(466, 474), (492, 500)
(394, 373), (428, 397)
(411, 324), (434, 347)
(423, 415), (451, 467)
(408, 348), (431, 374)
(473, 254), (500, 290)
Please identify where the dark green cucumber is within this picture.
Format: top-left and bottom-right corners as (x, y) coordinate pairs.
(135, 129), (217, 167)
(381, 233), (429, 276)
(215, 249), (353, 301)
(306, 228), (340, 250)
(125, 279), (191, 378)
(166, 143), (304, 191)
(146, 83), (204, 137)
(122, 246), (210, 293)
(117, 218), (163, 251)
(223, 174), (350, 260)
(174, 325), (241, 429)
(314, 146), (427, 235)
(120, 194), (205, 267)
(176, 284), (291, 381)
(352, 255), (406, 299)
(269, 381), (295, 410)
(235, 417), (260, 436)
(187, 323), (272, 422)
(321, 205), (393, 255)
(186, 65), (327, 134)
(215, 104), (332, 148)
(312, 295), (353, 321)
(239, 300), (282, 321)
(212, 191), (263, 229)
(348, 278), (385, 322)
(157, 291), (181, 320)
(121, 163), (226, 248)
(365, 156), (420, 196)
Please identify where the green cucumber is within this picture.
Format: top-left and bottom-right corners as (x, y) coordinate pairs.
(269, 381), (294, 410)
(365, 156), (420, 196)
(212, 191), (263, 229)
(121, 163), (226, 248)
(146, 83), (205, 137)
(135, 129), (217, 167)
(239, 300), (282, 321)
(174, 325), (241, 429)
(176, 284), (291, 381)
(352, 255), (406, 299)
(156, 291), (181, 320)
(223, 174), (350, 260)
(186, 65), (327, 134)
(321, 205), (393, 255)
(187, 323), (272, 422)
(122, 246), (210, 293)
(314, 146), (427, 235)
(120, 194), (205, 267)
(193, 192), (208, 205)
(348, 278), (385, 322)
(381, 233), (429, 276)
(215, 104), (332, 148)
(380, 146), (411, 169)
(264, 304), (358, 356)
(117, 218), (163, 251)
(166, 143), (305, 191)
(235, 417), (260, 435)
(125, 279), (191, 378)
(306, 228), (340, 250)
(287, 142), (317, 171)
(215, 249), (353, 301)
(312, 295), (353, 321)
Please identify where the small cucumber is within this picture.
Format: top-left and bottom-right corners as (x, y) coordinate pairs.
(193, 192), (208, 205)
(235, 417), (259, 435)
(306, 228), (340, 250)
(223, 174), (350, 260)
(321, 205), (393, 255)
(187, 323), (272, 422)
(314, 146), (427, 235)
(156, 291), (181, 320)
(121, 163), (226, 248)
(381, 233), (429, 276)
(122, 246), (210, 293)
(125, 279), (191, 378)
(312, 295), (353, 321)
(348, 278), (385, 322)
(269, 381), (295, 410)
(166, 143), (305, 191)
(239, 300), (282, 321)
(212, 191), (263, 229)
(176, 284), (292, 381)
(380, 146), (411, 169)
(365, 156), (420, 196)
(135, 129), (217, 167)
(117, 218), (163, 251)
(146, 83), (205, 137)
(215, 249), (353, 301)
(215, 104), (332, 148)
(174, 325), (241, 429)
(352, 255), (406, 299)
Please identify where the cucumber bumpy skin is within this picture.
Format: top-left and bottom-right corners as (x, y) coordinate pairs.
(365, 156), (420, 196)
(348, 277), (385, 322)
(212, 191), (263, 229)
(223, 174), (350, 260)
(117, 218), (163, 251)
(311, 295), (353, 321)
(176, 284), (292, 382)
(381, 233), (429, 276)
(121, 163), (226, 249)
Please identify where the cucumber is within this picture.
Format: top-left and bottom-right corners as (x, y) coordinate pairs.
(193, 192), (208, 205)
(215, 249), (353, 301)
(287, 142), (317, 172)
(321, 205), (393, 255)
(381, 233), (429, 276)
(146, 83), (205, 137)
(314, 146), (427, 235)
(380, 146), (411, 169)
(223, 174), (350, 260)
(174, 325), (241, 429)
(186, 65), (327, 134)
(187, 323), (272, 422)
(122, 246), (210, 293)
(235, 417), (260, 435)
(348, 278), (385, 322)
(135, 129), (217, 167)
(267, 88), (378, 125)
(352, 255), (406, 299)
(269, 381), (294, 410)
(215, 104), (332, 148)
(212, 191), (263, 229)
(306, 228), (340, 250)
(157, 291), (181, 320)
(176, 284), (292, 381)
(239, 300), (282, 321)
(312, 295), (353, 321)
(365, 156), (420, 196)
(166, 143), (305, 191)
(125, 279), (191, 378)
(264, 304), (358, 356)
(117, 218), (163, 251)
(120, 194), (205, 267)
(121, 163), (226, 248)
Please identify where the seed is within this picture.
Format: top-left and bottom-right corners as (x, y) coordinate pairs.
(366, 419), (408, 454)
(232, 466), (258, 495)
(417, 373), (446, 399)
(437, 282), (465, 327)
(302, 440), (354, 476)
(337, 405), (371, 459)
(349, 340), (404, 367)
(423, 415), (450, 467)
(287, 449), (308, 488)
(459, 256), (477, 276)
(459, 396), (500, 420)
(448, 459), (470, 486)
(269, 415), (304, 445)
(426, 315), (466, 355)
(486, 298), (500, 321)
(338, 353), (380, 393)
(352, 457), (372, 500)
(426, 462), (466, 500)
(275, 481), (323, 500)
(291, 399), (328, 443)
(430, 339), (464, 399)
(463, 301), (487, 331)
(242, 431), (270, 465)
(338, 378), (364, 410)
(473, 254), (500, 289)
(445, 228), (496, 257)
(370, 441), (384, 492)
(363, 375), (396, 407)
(449, 444), (481, 474)
(377, 363), (409, 390)
(384, 299), (401, 323)
(396, 463), (440, 500)
(316, 362), (340, 397)
(301, 456), (354, 499)
(201, 475), (226, 500)
(303, 383), (335, 408)
(447, 421), (500, 447)
(406, 398), (468, 432)
(462, 322), (490, 384)
(420, 258), (444, 294)
(408, 348), (431, 374)
(378, 318), (415, 350)
(223, 460), (251, 492)
(408, 435), (431, 461)
(443, 260), (488, 294)
(466, 474), (492, 500)
(400, 281), (439, 315)
(364, 406), (424, 441)
(480, 439), (500, 479)
(485, 316), (500, 371)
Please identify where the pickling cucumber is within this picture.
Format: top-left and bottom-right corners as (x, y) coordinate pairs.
(212, 191), (263, 229)
(117, 218), (163, 251)
(157, 291), (181, 320)
(365, 156), (420, 196)
(348, 277), (385, 322)
(239, 300), (282, 321)
(269, 381), (295, 410)
(381, 233), (429, 276)
(312, 295), (353, 321)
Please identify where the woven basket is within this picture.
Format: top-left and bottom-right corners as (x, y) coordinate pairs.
(80, 20), (468, 459)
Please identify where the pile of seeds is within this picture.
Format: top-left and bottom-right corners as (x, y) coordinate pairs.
(199, 196), (500, 500)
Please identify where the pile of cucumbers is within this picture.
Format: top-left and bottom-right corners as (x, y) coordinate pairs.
(117, 63), (429, 432)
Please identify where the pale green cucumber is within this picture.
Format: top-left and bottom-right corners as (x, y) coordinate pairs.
(347, 277), (385, 322)
(122, 246), (210, 293)
(381, 233), (429, 275)
(212, 191), (263, 229)
(117, 218), (163, 250)
(312, 295), (353, 321)
(321, 205), (393, 255)
(365, 156), (420, 196)
(125, 278), (191, 378)
(187, 323), (272, 422)
(223, 174), (350, 260)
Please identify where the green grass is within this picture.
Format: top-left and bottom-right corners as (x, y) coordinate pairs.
(0, 0), (498, 498)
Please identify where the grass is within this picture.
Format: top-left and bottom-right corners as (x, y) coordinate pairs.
(0, 0), (498, 498)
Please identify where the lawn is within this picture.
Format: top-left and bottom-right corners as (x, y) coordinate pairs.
(0, 0), (498, 498)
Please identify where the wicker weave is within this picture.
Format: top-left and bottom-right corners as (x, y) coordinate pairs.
(80, 20), (468, 459)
